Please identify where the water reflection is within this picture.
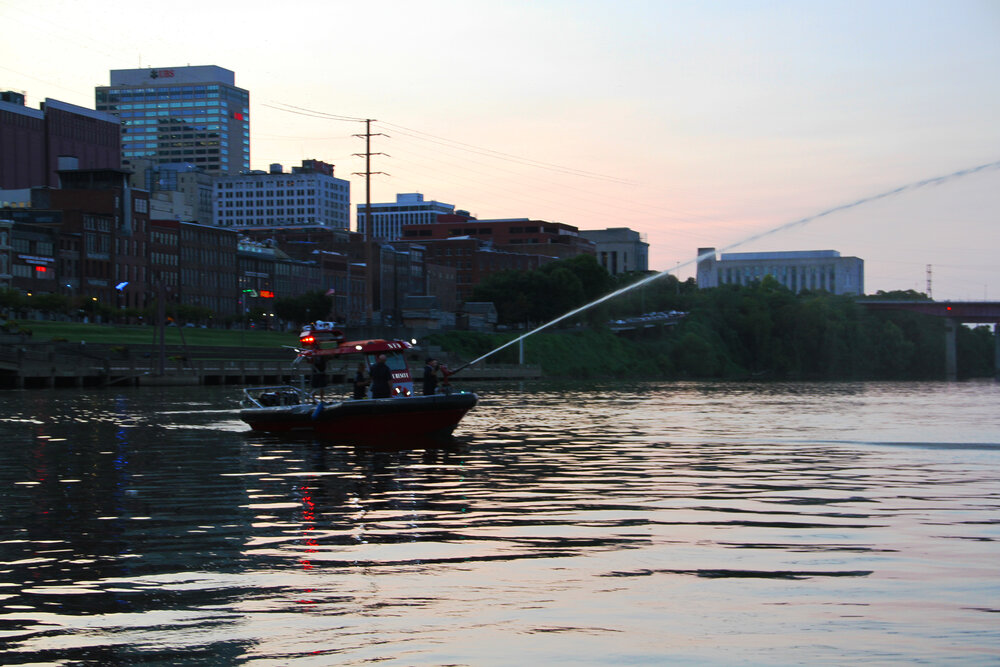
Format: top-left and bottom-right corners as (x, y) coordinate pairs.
(1, 381), (998, 664)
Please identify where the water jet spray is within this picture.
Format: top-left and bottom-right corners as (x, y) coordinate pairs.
(456, 160), (1000, 371)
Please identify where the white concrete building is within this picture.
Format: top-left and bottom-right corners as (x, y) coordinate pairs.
(213, 160), (350, 229)
(357, 193), (458, 240)
(696, 248), (864, 295)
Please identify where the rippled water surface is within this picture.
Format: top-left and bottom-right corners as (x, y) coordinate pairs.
(1, 380), (999, 665)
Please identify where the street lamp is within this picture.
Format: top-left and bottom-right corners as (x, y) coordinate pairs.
(116, 282), (128, 322)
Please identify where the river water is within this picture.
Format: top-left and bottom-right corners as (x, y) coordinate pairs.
(1, 380), (998, 665)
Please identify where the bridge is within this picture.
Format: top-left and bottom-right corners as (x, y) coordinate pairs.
(857, 300), (1000, 380)
(609, 312), (687, 333)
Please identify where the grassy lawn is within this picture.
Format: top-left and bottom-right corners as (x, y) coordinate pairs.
(4, 320), (296, 348)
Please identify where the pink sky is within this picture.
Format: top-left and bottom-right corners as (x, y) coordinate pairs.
(3, 0), (998, 299)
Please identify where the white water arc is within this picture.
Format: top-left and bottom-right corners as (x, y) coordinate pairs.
(463, 160), (1000, 368)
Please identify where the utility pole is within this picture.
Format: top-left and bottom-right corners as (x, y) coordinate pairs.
(353, 119), (387, 323)
(926, 264), (933, 300)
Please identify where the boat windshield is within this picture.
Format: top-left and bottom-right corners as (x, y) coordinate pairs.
(366, 351), (414, 396)
(376, 353), (407, 372)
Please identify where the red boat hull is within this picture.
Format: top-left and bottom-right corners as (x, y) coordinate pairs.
(240, 392), (478, 441)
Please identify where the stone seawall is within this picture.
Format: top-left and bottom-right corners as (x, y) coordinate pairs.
(0, 342), (540, 389)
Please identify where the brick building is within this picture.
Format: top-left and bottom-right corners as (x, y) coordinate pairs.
(1, 95), (120, 190)
(401, 218), (595, 260)
(42, 168), (150, 312)
(400, 237), (549, 304)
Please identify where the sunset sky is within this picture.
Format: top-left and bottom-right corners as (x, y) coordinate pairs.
(2, 0), (998, 299)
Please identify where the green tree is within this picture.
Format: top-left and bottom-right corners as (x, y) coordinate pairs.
(32, 293), (70, 318)
(0, 288), (27, 319)
(273, 291), (333, 327)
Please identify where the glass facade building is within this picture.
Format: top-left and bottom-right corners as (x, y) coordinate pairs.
(95, 66), (249, 175)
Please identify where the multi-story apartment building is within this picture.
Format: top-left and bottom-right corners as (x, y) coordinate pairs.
(18, 168), (150, 313)
(357, 193), (465, 240)
(4, 218), (60, 298)
(696, 248), (864, 295)
(152, 220), (239, 318)
(579, 227), (648, 274)
(214, 160), (350, 229)
(235, 224), (369, 323)
(1, 93), (120, 189)
(96, 66), (249, 175)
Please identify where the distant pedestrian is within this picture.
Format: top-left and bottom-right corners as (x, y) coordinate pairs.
(370, 353), (392, 398)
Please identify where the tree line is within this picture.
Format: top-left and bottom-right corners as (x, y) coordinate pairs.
(467, 256), (996, 380)
(0, 287), (334, 331)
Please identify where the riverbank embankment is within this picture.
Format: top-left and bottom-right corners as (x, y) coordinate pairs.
(0, 330), (540, 389)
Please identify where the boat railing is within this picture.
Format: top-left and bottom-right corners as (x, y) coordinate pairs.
(242, 385), (309, 409)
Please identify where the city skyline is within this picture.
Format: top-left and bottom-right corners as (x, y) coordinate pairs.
(2, 0), (998, 299)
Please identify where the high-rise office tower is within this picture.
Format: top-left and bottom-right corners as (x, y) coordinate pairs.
(95, 66), (249, 175)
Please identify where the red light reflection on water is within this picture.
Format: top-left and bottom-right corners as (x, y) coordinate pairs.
(296, 484), (319, 605)
(298, 483), (318, 576)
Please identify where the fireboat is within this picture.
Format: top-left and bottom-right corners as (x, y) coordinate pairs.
(238, 322), (478, 441)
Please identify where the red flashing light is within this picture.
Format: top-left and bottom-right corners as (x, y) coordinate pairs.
(259, 290), (275, 298)
(946, 306), (952, 311)
(300, 335), (316, 346)
(34, 265), (47, 273)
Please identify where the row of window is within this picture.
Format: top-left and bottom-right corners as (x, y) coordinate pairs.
(220, 208), (317, 215)
(219, 200), (322, 209)
(110, 111), (249, 126)
(150, 231), (177, 245)
(216, 219), (348, 228)
(115, 101), (228, 110)
(12, 264), (54, 279)
(101, 84), (223, 97)
(221, 189), (318, 197)
(718, 266), (841, 290)
(150, 251), (178, 266)
(124, 153), (224, 163)
(180, 248), (235, 267)
(180, 268), (230, 289)
(123, 119), (223, 130)
(85, 234), (110, 254)
(10, 238), (54, 255)
(83, 216), (111, 232)
(124, 132), (223, 142)
(217, 182), (346, 191)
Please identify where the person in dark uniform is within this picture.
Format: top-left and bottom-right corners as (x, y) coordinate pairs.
(310, 354), (328, 399)
(352, 362), (369, 400)
(422, 358), (440, 396)
(369, 353), (392, 398)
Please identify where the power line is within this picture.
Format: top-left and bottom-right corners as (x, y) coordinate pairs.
(379, 121), (635, 185)
(262, 102), (633, 184)
(260, 102), (367, 123)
